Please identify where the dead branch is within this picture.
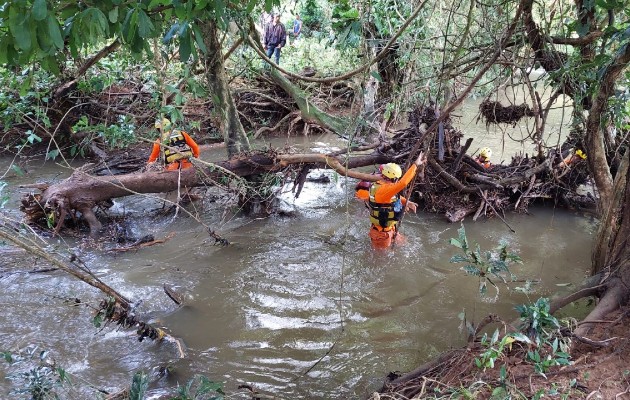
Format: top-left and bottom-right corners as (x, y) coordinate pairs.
(54, 40), (122, 99)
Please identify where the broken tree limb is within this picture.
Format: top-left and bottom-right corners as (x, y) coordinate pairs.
(0, 217), (186, 357)
(53, 40), (122, 99)
(451, 137), (473, 173)
(0, 219), (130, 307)
(267, 67), (350, 136)
(428, 158), (479, 193)
(277, 153), (389, 181)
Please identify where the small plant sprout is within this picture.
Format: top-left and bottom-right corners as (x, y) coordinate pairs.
(449, 224), (522, 299)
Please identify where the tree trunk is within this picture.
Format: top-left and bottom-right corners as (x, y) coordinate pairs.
(245, 22), (350, 136)
(200, 20), (251, 157)
(20, 152), (388, 236)
(591, 152), (630, 273)
(268, 68), (349, 135)
(576, 151), (630, 335)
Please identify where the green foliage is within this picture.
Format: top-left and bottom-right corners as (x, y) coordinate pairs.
(170, 375), (224, 400)
(514, 298), (572, 377)
(2, 345), (70, 400)
(299, 0), (325, 31)
(515, 298), (561, 344)
(0, 0), (283, 72)
(475, 330), (531, 370)
(330, 0), (361, 48)
(281, 38), (361, 76)
(70, 114), (136, 156)
(92, 296), (116, 329)
(449, 224), (522, 298)
(527, 338), (571, 377)
(130, 371), (149, 400)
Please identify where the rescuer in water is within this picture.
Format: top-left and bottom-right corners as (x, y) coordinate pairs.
(356, 152), (426, 249)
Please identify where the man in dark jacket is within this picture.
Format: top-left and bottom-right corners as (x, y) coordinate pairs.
(264, 14), (287, 65)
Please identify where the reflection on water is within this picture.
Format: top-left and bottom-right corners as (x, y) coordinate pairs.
(0, 96), (595, 398)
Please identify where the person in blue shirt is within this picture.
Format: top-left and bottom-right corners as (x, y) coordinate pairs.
(292, 14), (302, 44)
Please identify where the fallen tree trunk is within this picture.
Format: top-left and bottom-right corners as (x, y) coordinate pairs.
(20, 151), (389, 236)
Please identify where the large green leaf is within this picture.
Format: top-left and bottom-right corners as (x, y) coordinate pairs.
(191, 23), (207, 54)
(85, 8), (109, 40)
(179, 27), (192, 62)
(36, 21), (53, 53)
(41, 55), (60, 75)
(122, 8), (139, 44)
(46, 14), (64, 49)
(32, 0), (48, 21)
(137, 9), (155, 38)
(108, 7), (119, 23)
(246, 0), (257, 13)
(9, 5), (32, 51)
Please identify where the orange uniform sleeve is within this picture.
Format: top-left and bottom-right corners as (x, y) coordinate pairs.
(355, 189), (370, 201)
(182, 131), (200, 158)
(147, 139), (161, 163)
(373, 164), (417, 203)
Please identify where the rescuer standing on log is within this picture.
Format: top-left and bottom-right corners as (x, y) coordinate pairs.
(148, 118), (200, 170)
(363, 153), (425, 249)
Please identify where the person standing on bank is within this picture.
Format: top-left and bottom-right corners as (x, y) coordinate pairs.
(264, 13), (287, 65)
(366, 152), (426, 249)
(291, 14), (302, 44)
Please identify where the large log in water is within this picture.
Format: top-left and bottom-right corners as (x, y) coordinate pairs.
(20, 151), (389, 235)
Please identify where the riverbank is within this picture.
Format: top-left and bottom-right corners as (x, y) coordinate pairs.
(377, 304), (630, 399)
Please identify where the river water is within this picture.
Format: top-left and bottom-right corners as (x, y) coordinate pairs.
(0, 96), (595, 399)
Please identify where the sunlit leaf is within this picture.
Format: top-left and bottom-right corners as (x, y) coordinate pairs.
(109, 7), (119, 23)
(449, 238), (462, 248)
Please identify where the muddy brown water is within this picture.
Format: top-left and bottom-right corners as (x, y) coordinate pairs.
(0, 95), (594, 399)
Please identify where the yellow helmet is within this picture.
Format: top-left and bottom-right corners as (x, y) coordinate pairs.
(155, 117), (172, 130)
(479, 147), (492, 160)
(380, 163), (402, 179)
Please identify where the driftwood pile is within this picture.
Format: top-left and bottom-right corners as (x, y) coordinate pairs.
(478, 99), (535, 126)
(396, 106), (592, 222)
